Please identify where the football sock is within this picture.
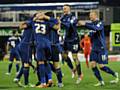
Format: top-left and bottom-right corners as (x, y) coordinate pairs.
(36, 66), (41, 83)
(45, 63), (52, 81)
(56, 68), (62, 83)
(23, 67), (29, 85)
(16, 63), (20, 72)
(8, 63), (13, 73)
(49, 63), (56, 73)
(92, 67), (103, 81)
(76, 63), (82, 76)
(100, 66), (115, 77)
(29, 62), (35, 70)
(16, 66), (23, 79)
(65, 56), (74, 70)
(38, 64), (46, 84)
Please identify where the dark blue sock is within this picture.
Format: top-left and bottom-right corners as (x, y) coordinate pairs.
(16, 66), (23, 79)
(38, 64), (46, 84)
(76, 63), (82, 76)
(23, 67), (29, 85)
(92, 67), (103, 81)
(56, 68), (62, 83)
(45, 63), (52, 81)
(16, 63), (20, 72)
(100, 66), (115, 76)
(65, 57), (74, 70)
(37, 67), (41, 83)
(49, 63), (56, 73)
(8, 63), (13, 73)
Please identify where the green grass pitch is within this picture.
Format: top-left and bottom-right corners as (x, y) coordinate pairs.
(0, 61), (120, 90)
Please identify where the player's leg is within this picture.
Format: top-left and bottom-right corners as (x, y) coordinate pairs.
(13, 46), (23, 83)
(16, 44), (34, 87)
(15, 51), (20, 74)
(53, 62), (63, 87)
(62, 52), (75, 78)
(35, 63), (41, 86)
(99, 64), (119, 83)
(15, 61), (20, 75)
(29, 61), (35, 70)
(36, 44), (47, 88)
(63, 52), (74, 70)
(29, 47), (35, 70)
(62, 42), (75, 77)
(90, 51), (104, 86)
(6, 51), (14, 75)
(45, 62), (53, 87)
(72, 53), (83, 84)
(21, 46), (31, 87)
(44, 43), (53, 87)
(98, 51), (119, 84)
(14, 65), (23, 83)
(50, 45), (63, 87)
(37, 61), (47, 88)
(6, 62), (13, 75)
(23, 63), (30, 86)
(84, 51), (89, 68)
(49, 62), (56, 73)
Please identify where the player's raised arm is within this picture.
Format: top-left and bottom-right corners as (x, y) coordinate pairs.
(44, 11), (60, 30)
(53, 18), (61, 30)
(47, 17), (60, 30)
(85, 21), (104, 31)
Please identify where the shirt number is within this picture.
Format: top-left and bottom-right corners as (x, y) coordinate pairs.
(35, 23), (46, 34)
(101, 55), (106, 61)
(73, 44), (78, 51)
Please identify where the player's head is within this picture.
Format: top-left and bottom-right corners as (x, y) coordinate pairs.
(45, 11), (54, 18)
(63, 4), (71, 15)
(34, 12), (44, 20)
(89, 10), (98, 21)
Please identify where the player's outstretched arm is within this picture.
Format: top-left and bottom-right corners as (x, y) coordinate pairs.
(85, 22), (104, 31)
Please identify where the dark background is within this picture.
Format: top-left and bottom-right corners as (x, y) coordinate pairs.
(0, 0), (120, 6)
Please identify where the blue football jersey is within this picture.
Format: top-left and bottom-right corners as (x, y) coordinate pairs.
(61, 14), (79, 42)
(48, 29), (60, 45)
(20, 21), (34, 44)
(85, 20), (106, 51)
(32, 18), (58, 43)
(8, 36), (21, 48)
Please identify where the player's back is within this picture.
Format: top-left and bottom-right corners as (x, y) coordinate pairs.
(32, 20), (51, 44)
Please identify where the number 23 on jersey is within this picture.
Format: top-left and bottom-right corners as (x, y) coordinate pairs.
(35, 23), (46, 34)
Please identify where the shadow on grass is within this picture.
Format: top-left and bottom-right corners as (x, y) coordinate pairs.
(0, 86), (13, 89)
